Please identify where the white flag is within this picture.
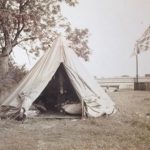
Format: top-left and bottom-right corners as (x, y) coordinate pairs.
(133, 26), (150, 55)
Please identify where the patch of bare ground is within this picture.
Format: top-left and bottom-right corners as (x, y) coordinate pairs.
(0, 90), (150, 150)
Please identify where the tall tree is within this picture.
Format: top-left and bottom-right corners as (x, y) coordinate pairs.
(0, 0), (90, 77)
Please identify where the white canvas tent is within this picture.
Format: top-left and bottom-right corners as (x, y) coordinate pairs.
(0, 36), (115, 118)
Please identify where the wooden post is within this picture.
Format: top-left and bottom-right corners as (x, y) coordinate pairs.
(136, 54), (139, 83)
(135, 54), (139, 90)
(81, 100), (85, 118)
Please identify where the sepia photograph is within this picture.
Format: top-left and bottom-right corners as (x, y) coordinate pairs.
(0, 0), (150, 150)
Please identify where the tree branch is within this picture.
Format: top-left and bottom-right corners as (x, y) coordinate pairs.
(0, 40), (4, 48)
(1, 0), (8, 8)
(12, 0), (31, 47)
(11, 0), (25, 45)
(13, 37), (38, 47)
(12, 23), (25, 47)
(22, 0), (30, 8)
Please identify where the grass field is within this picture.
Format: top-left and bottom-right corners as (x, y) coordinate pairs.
(0, 91), (150, 150)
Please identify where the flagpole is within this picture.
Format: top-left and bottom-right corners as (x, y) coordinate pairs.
(134, 26), (150, 89)
(136, 54), (139, 83)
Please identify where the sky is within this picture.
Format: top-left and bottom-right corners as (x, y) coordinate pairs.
(61, 0), (150, 77)
(13, 0), (150, 77)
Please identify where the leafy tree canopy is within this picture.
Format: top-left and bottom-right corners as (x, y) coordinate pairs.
(0, 0), (90, 62)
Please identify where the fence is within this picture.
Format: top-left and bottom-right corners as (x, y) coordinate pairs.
(134, 82), (150, 91)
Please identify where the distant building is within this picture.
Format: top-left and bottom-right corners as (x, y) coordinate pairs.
(145, 74), (150, 77)
(96, 76), (150, 91)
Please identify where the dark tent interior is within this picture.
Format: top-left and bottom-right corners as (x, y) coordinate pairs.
(30, 63), (81, 115)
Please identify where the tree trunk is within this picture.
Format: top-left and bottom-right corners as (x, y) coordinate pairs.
(1, 20), (12, 78)
(0, 55), (9, 78)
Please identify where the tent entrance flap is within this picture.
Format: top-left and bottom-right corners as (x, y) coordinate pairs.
(30, 63), (82, 115)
